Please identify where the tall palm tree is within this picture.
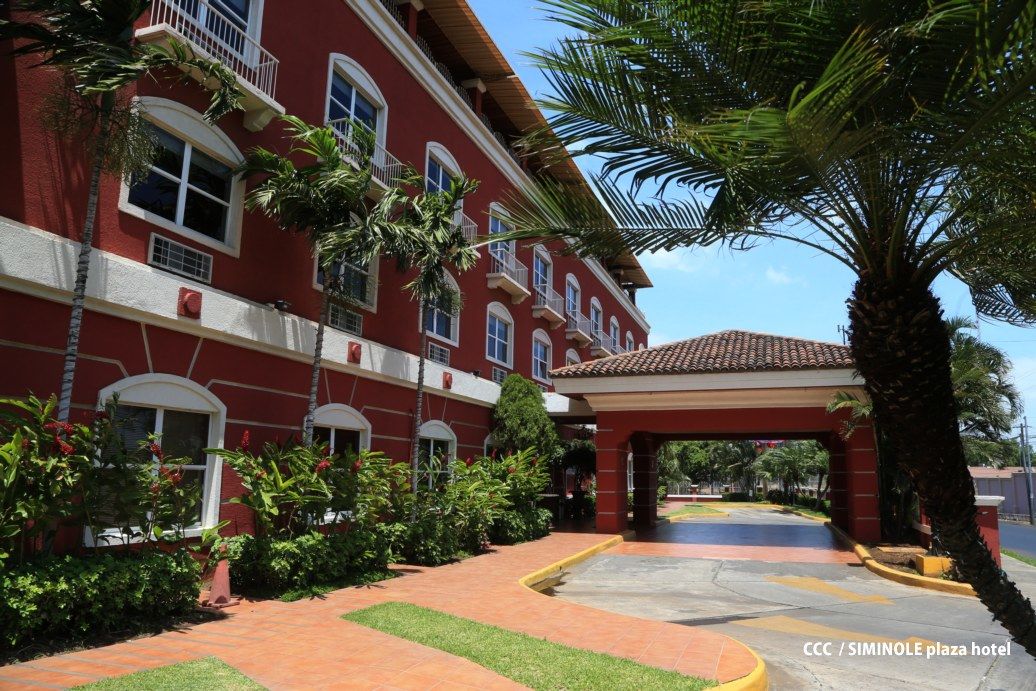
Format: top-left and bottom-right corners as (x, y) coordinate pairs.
(236, 116), (378, 444)
(948, 316), (1022, 444)
(0, 0), (242, 422)
(503, 1), (1036, 650)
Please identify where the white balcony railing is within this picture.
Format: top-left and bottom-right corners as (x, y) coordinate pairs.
(326, 118), (405, 189)
(149, 0), (279, 101)
(489, 249), (528, 290)
(458, 212), (478, 243)
(533, 284), (565, 321)
(591, 331), (614, 356)
(566, 310), (592, 341)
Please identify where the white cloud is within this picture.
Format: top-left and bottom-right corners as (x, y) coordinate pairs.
(638, 246), (720, 275)
(765, 266), (805, 286)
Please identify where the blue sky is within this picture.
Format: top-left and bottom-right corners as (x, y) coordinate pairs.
(468, 1), (1036, 424)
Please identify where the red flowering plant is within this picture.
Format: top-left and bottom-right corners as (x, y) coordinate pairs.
(318, 448), (409, 531)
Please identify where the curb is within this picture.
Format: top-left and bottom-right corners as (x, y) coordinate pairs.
(519, 532), (768, 690)
(826, 523), (976, 597)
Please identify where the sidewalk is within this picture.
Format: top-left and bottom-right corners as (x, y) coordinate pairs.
(0, 532), (759, 690)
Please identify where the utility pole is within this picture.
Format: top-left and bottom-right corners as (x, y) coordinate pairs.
(1021, 417), (1034, 525)
(836, 325), (849, 345)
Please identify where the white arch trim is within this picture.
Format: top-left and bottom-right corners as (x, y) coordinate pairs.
(325, 53), (389, 147)
(565, 348), (581, 365)
(312, 403), (372, 450)
(426, 141), (461, 177)
(419, 420), (456, 443)
(95, 374), (226, 535)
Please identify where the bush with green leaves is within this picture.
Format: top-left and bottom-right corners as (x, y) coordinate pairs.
(0, 549), (200, 651)
(722, 492), (752, 502)
(483, 449), (552, 546)
(491, 375), (558, 457)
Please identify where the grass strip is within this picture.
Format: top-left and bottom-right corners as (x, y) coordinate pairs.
(1003, 548), (1036, 568)
(664, 504), (725, 518)
(343, 602), (716, 690)
(78, 656), (263, 690)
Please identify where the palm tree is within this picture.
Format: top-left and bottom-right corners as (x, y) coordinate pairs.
(503, 1), (1036, 650)
(0, 0), (242, 422)
(948, 316), (1022, 445)
(236, 116), (378, 444)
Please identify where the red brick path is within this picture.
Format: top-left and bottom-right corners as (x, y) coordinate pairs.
(0, 532), (758, 690)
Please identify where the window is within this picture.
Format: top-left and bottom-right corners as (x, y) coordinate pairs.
(425, 143), (464, 225)
(316, 256), (376, 308)
(565, 349), (580, 366)
(180, 0), (257, 54)
(626, 332), (635, 352)
(486, 303), (513, 367)
(532, 330), (552, 383)
(489, 215), (513, 261)
(532, 246), (552, 289)
(610, 318), (620, 348)
(417, 420), (456, 489)
(311, 404), (371, 455)
(92, 374), (226, 544)
(491, 367), (508, 384)
(421, 272), (460, 345)
(128, 124), (233, 244)
(328, 70), (378, 136)
(426, 156), (453, 193)
(328, 303), (363, 336)
(590, 300), (603, 335)
(565, 276), (580, 314)
(313, 426), (361, 455)
(428, 342), (450, 366)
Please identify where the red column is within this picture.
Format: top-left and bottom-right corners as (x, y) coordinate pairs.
(595, 429), (629, 534)
(844, 424), (881, 543)
(630, 432), (658, 529)
(975, 496), (1003, 566)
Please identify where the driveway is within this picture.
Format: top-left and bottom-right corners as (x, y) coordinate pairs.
(551, 508), (1036, 690)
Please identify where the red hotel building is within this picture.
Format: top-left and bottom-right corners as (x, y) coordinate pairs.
(0, 0), (652, 538)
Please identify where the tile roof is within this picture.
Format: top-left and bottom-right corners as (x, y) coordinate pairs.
(552, 330), (854, 378)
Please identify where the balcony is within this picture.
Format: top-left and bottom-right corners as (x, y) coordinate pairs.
(137, 0), (283, 131)
(590, 332), (614, 359)
(565, 310), (592, 346)
(532, 284), (565, 328)
(458, 212), (478, 244)
(486, 249), (530, 304)
(327, 118), (405, 191)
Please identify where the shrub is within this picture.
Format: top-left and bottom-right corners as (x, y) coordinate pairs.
(491, 376), (558, 457)
(722, 492), (752, 502)
(657, 485), (668, 505)
(490, 507), (553, 545)
(0, 550), (200, 650)
(484, 449), (551, 546)
(766, 488), (793, 505)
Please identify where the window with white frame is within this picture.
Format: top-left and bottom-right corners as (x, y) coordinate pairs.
(532, 330), (552, 383)
(93, 375), (225, 543)
(122, 99), (244, 255)
(425, 143), (464, 225)
(626, 331), (635, 352)
(422, 272), (460, 345)
(312, 404), (370, 456)
(328, 71), (378, 137)
(426, 155), (452, 193)
(181, 0), (260, 55)
(417, 420), (456, 488)
(486, 302), (513, 367)
(532, 246), (551, 289)
(128, 123), (234, 244)
(316, 256), (376, 308)
(489, 215), (514, 261)
(565, 276), (580, 313)
(610, 318), (620, 348)
(565, 348), (580, 366)
(590, 299), (603, 334)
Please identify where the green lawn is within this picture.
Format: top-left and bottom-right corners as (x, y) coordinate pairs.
(343, 602), (716, 690)
(78, 657), (263, 690)
(785, 504), (830, 520)
(663, 504), (725, 518)
(1003, 549), (1036, 568)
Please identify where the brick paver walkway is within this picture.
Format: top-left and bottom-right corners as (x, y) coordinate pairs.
(0, 532), (758, 690)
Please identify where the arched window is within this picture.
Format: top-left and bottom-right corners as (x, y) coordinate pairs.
(325, 54), (388, 148)
(421, 271), (460, 346)
(532, 329), (553, 383)
(589, 298), (603, 335)
(121, 97), (245, 255)
(486, 302), (514, 368)
(489, 203), (515, 261)
(483, 433), (500, 458)
(95, 374), (226, 540)
(426, 142), (465, 227)
(565, 348), (580, 366)
(417, 420), (456, 488)
(609, 317), (620, 349)
(638, 343), (646, 351)
(565, 275), (581, 314)
(625, 331), (635, 353)
(532, 245), (552, 291)
(311, 404), (371, 455)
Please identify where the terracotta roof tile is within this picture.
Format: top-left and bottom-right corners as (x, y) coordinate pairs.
(552, 330), (854, 378)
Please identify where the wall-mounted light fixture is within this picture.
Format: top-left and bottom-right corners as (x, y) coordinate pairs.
(272, 299), (292, 312)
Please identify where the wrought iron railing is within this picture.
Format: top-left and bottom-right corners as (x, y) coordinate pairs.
(326, 118), (405, 188)
(488, 249), (528, 289)
(149, 0), (279, 101)
(533, 284), (565, 317)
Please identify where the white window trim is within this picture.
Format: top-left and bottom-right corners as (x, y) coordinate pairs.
(486, 301), (515, 368)
(311, 403), (372, 451)
(418, 270), (461, 347)
(87, 374), (226, 546)
(565, 274), (581, 313)
(625, 331), (635, 352)
(532, 328), (553, 384)
(488, 202), (515, 255)
(638, 343), (646, 351)
(425, 142), (465, 220)
(311, 253), (380, 313)
(119, 97), (244, 257)
(324, 53), (389, 149)
(482, 433), (496, 457)
(609, 317), (621, 347)
(589, 297), (603, 332)
(531, 244), (552, 288)
(565, 348), (581, 366)
(418, 419), (457, 456)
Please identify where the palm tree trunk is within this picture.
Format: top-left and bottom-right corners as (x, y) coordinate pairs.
(410, 297), (427, 495)
(848, 275), (1036, 654)
(303, 289), (331, 445)
(57, 97), (114, 422)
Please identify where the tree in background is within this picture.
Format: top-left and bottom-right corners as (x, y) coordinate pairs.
(505, 1), (1036, 649)
(0, 0), (242, 422)
(757, 441), (829, 507)
(492, 374), (559, 459)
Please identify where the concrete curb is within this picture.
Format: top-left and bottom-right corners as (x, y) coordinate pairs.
(518, 531), (769, 690)
(827, 523), (976, 597)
